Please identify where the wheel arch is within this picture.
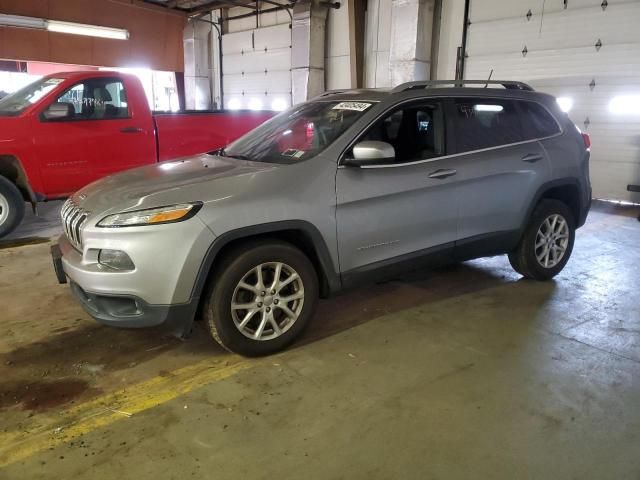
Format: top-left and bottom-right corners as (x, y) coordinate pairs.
(191, 221), (341, 305)
(525, 179), (585, 231)
(0, 155), (37, 204)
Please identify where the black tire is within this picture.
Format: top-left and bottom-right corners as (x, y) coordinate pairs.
(509, 199), (576, 281)
(203, 240), (319, 356)
(0, 176), (26, 238)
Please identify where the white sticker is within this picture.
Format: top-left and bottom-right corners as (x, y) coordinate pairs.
(332, 102), (372, 112)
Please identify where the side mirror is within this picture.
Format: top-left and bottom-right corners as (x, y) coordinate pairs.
(344, 141), (395, 167)
(42, 102), (72, 121)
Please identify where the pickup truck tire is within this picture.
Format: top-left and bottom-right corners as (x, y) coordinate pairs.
(509, 199), (575, 280)
(0, 176), (25, 238)
(203, 240), (319, 356)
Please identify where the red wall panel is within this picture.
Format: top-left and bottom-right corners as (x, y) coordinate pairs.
(0, 0), (186, 71)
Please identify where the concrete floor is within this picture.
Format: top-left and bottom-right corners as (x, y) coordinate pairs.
(0, 201), (639, 479)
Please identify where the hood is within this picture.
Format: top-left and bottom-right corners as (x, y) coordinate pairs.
(73, 154), (278, 215)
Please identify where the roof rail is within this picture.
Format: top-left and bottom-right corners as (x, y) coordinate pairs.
(391, 80), (534, 93)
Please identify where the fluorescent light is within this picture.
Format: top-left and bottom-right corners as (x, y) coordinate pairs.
(47, 20), (129, 40)
(227, 98), (242, 110)
(608, 95), (640, 115)
(248, 98), (263, 111)
(556, 96), (573, 113)
(0, 14), (46, 29)
(271, 98), (288, 111)
(0, 14), (128, 40)
(474, 104), (503, 112)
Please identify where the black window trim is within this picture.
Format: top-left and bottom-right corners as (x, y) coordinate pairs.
(338, 96), (563, 170)
(38, 76), (132, 123)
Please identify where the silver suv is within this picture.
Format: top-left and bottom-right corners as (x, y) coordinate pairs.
(51, 80), (592, 356)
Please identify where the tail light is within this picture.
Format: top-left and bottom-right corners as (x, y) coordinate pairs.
(581, 132), (591, 150)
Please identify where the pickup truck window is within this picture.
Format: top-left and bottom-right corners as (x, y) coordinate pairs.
(0, 77), (64, 116)
(220, 101), (373, 164)
(51, 78), (130, 121)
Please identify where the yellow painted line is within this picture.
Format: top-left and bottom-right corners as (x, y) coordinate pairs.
(0, 358), (251, 467)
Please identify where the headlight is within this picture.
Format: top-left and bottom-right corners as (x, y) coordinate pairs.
(97, 202), (202, 228)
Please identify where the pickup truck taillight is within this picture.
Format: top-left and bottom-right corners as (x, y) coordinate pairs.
(582, 133), (591, 150)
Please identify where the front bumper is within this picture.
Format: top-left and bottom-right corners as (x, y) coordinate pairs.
(68, 280), (197, 331)
(52, 215), (216, 332)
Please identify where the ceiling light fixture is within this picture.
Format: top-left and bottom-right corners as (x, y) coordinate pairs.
(0, 14), (129, 40)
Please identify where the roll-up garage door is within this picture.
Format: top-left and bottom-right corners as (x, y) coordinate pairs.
(222, 23), (292, 112)
(464, 0), (640, 202)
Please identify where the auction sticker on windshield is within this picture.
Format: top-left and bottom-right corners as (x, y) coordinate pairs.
(332, 102), (372, 112)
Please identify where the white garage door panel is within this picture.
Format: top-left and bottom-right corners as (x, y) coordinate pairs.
(222, 31), (254, 55)
(590, 161), (640, 202)
(467, 4), (639, 55)
(253, 24), (292, 50)
(222, 23), (292, 110)
(465, 44), (640, 80)
(466, 0), (640, 201)
(222, 49), (291, 75)
(470, 0), (631, 23)
(223, 71), (292, 94)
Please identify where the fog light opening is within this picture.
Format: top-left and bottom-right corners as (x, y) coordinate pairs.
(98, 249), (135, 271)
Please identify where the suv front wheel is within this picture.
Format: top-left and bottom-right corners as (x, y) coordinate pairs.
(203, 240), (319, 356)
(509, 199), (576, 280)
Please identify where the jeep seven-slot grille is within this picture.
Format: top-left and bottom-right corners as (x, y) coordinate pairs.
(61, 199), (89, 250)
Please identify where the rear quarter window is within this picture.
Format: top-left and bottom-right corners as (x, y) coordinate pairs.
(518, 101), (561, 139)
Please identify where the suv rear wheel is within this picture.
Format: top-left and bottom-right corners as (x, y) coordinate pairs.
(0, 176), (25, 238)
(203, 241), (319, 356)
(509, 199), (575, 280)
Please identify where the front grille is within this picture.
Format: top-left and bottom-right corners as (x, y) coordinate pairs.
(61, 199), (90, 250)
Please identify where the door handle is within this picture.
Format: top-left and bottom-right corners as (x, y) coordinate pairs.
(428, 168), (457, 179)
(120, 127), (143, 133)
(522, 153), (543, 163)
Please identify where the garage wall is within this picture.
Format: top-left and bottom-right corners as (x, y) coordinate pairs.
(463, 0), (640, 202)
(325, 4), (355, 89)
(434, 0), (464, 80)
(0, 0), (185, 72)
(364, 0), (393, 87)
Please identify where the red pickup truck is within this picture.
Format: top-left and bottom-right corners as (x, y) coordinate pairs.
(0, 71), (273, 237)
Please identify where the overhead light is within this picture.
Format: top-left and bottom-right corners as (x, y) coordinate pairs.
(608, 95), (640, 115)
(556, 96), (573, 113)
(227, 98), (242, 110)
(271, 98), (288, 111)
(0, 13), (128, 40)
(47, 20), (129, 40)
(0, 14), (46, 29)
(248, 98), (263, 111)
(474, 104), (503, 112)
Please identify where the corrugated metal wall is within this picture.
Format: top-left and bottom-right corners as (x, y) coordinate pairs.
(465, 0), (640, 202)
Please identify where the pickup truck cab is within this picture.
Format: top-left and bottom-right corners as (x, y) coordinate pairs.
(0, 71), (272, 237)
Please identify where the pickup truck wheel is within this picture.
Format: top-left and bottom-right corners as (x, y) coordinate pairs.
(0, 176), (25, 238)
(203, 241), (319, 356)
(508, 199), (575, 280)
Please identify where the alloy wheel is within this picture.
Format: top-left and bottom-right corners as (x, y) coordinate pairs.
(535, 214), (569, 268)
(231, 262), (305, 341)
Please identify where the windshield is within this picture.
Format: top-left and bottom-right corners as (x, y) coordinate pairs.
(0, 77), (64, 116)
(219, 100), (374, 163)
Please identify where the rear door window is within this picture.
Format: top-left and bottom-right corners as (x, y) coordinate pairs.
(452, 99), (523, 153)
(518, 101), (561, 139)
